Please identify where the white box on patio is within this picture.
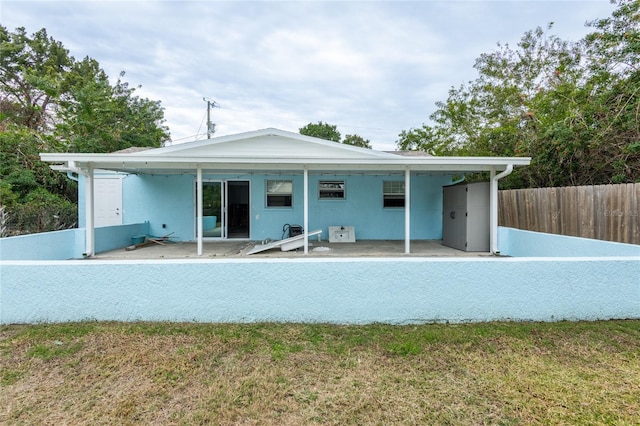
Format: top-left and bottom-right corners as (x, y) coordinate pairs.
(328, 226), (356, 243)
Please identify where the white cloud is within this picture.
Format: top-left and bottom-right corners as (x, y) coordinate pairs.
(1, 0), (616, 151)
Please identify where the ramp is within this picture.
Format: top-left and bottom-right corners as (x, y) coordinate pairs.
(247, 229), (322, 255)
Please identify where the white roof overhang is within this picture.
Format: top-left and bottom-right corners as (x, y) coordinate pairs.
(41, 153), (531, 175)
(40, 128), (531, 175)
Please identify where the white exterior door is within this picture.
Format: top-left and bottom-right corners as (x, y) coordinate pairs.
(94, 177), (123, 227)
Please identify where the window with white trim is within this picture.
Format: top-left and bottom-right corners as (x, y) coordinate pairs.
(266, 180), (292, 207)
(318, 180), (345, 199)
(383, 181), (405, 207)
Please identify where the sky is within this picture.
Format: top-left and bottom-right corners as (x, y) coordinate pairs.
(1, 0), (617, 151)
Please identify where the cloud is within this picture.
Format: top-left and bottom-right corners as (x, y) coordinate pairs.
(2, 0), (616, 151)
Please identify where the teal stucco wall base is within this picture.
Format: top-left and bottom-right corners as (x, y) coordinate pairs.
(2, 226), (638, 324)
(498, 227), (640, 257)
(0, 222), (149, 261)
(1, 257), (638, 324)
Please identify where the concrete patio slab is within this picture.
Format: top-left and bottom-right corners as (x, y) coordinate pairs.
(93, 239), (494, 260)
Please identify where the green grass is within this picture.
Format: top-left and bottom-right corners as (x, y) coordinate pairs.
(1, 320), (639, 424)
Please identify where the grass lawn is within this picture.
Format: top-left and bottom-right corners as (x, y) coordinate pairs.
(1, 320), (639, 425)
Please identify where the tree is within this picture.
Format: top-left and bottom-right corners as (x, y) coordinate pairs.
(342, 134), (372, 149)
(0, 25), (170, 153)
(396, 125), (456, 156)
(56, 61), (169, 152)
(584, 0), (639, 80)
(0, 123), (77, 235)
(0, 26), (72, 131)
(397, 1), (640, 188)
(299, 121), (373, 149)
(299, 121), (341, 142)
(0, 26), (171, 234)
(580, 0), (640, 184)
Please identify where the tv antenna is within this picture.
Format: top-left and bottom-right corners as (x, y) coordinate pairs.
(203, 98), (219, 138)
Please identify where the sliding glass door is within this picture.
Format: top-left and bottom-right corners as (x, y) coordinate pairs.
(197, 180), (249, 239)
(201, 181), (223, 238)
(226, 180), (250, 238)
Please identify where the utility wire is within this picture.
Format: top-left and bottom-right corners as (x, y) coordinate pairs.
(194, 109), (207, 140)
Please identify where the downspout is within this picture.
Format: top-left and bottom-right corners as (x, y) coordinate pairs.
(65, 161), (88, 178)
(490, 164), (513, 255)
(450, 175), (465, 185)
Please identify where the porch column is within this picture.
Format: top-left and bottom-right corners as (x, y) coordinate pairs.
(197, 166), (203, 256)
(405, 167), (411, 254)
(85, 163), (95, 257)
(303, 167), (309, 254)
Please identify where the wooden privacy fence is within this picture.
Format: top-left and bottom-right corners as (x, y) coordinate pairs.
(499, 183), (640, 245)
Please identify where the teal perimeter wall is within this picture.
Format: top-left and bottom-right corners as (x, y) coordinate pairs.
(499, 227), (640, 257)
(2, 227), (638, 324)
(0, 222), (149, 260)
(1, 256), (638, 324)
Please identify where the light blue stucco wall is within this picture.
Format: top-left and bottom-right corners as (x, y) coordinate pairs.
(1, 257), (638, 324)
(308, 174), (450, 241)
(94, 222), (150, 255)
(82, 172), (453, 242)
(0, 223), (149, 260)
(0, 229), (83, 261)
(2, 227), (638, 324)
(499, 227), (640, 257)
(121, 175), (194, 239)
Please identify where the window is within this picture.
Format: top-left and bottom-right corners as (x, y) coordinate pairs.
(383, 181), (405, 207)
(266, 180), (292, 207)
(319, 180), (345, 199)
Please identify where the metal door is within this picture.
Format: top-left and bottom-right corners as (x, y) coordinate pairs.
(442, 184), (467, 251)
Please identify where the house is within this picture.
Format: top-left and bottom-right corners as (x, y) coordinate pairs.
(5, 131), (637, 324)
(40, 128), (531, 257)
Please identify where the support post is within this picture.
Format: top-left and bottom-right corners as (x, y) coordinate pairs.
(197, 167), (203, 256)
(303, 167), (309, 255)
(405, 167), (411, 254)
(85, 163), (95, 257)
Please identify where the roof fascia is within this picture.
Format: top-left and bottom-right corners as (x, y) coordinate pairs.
(41, 152), (531, 166)
(40, 152), (531, 174)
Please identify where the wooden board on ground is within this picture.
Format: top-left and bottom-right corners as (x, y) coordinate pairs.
(124, 232), (175, 251)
